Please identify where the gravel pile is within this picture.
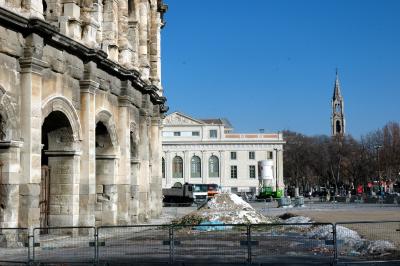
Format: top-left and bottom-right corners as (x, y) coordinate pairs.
(173, 193), (279, 225)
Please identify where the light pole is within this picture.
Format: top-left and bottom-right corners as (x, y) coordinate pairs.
(375, 145), (382, 180)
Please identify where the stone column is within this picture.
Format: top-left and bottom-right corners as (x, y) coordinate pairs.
(79, 64), (98, 227)
(19, 33), (46, 229)
(149, 116), (161, 218)
(137, 109), (149, 222)
(116, 96), (130, 224)
(129, 117), (139, 224)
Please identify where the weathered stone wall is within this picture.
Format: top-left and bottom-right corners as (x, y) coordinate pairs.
(0, 0), (167, 230)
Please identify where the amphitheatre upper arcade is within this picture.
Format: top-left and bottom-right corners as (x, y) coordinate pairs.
(0, 0), (168, 229)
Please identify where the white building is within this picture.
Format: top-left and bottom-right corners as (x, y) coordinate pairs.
(161, 112), (285, 195)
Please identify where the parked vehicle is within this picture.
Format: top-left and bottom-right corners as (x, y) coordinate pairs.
(192, 184), (208, 204)
(162, 182), (194, 206)
(207, 184), (220, 198)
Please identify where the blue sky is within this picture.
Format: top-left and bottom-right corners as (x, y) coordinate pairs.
(161, 0), (400, 138)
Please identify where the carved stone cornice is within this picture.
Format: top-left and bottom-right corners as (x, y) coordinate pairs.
(0, 6), (167, 107)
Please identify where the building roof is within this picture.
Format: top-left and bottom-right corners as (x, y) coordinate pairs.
(199, 118), (233, 129)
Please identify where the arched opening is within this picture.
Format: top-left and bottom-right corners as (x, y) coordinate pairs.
(172, 156), (183, 179)
(209, 155), (219, 178)
(41, 111), (80, 229)
(191, 156), (201, 178)
(95, 121), (117, 226)
(336, 120), (342, 134)
(128, 0), (135, 18)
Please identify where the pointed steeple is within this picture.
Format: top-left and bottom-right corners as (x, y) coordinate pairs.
(333, 68), (342, 100)
(331, 69), (345, 137)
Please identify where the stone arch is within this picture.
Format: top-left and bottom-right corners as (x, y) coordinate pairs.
(42, 96), (82, 142)
(95, 109), (119, 149)
(0, 86), (19, 141)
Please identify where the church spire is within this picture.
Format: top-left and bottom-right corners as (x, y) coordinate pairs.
(331, 69), (345, 137)
(333, 68), (342, 100)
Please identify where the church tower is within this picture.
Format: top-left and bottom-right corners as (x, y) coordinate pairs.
(331, 70), (345, 136)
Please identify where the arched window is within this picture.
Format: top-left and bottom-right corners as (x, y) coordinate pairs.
(162, 157), (165, 178)
(172, 156), (183, 178)
(209, 155), (219, 177)
(191, 156), (201, 178)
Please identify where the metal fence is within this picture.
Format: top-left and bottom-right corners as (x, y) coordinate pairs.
(0, 227), (29, 265)
(335, 221), (400, 265)
(97, 225), (171, 265)
(32, 226), (96, 264)
(0, 222), (399, 265)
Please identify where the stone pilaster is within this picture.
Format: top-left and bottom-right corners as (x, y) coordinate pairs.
(118, 0), (134, 69)
(79, 62), (98, 227)
(127, 21), (139, 69)
(137, 109), (149, 222)
(183, 150), (189, 184)
(149, 5), (162, 91)
(0, 141), (23, 228)
(18, 33), (46, 229)
(138, 0), (150, 80)
(219, 150), (224, 189)
(102, 0), (119, 61)
(201, 151), (207, 184)
(116, 96), (130, 224)
(24, 0), (44, 19)
(59, 0), (82, 40)
(149, 116), (161, 218)
(165, 151), (172, 188)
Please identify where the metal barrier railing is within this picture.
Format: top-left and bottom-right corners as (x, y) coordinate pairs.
(251, 223), (335, 265)
(32, 226), (96, 264)
(335, 221), (400, 265)
(0, 227), (29, 264)
(0, 221), (399, 265)
(172, 224), (248, 264)
(97, 225), (171, 265)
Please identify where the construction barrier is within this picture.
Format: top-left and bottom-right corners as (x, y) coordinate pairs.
(0, 221), (398, 265)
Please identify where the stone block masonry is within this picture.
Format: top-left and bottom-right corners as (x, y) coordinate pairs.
(0, 0), (168, 230)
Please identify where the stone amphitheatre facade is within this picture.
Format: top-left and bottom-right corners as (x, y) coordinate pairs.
(0, 0), (168, 229)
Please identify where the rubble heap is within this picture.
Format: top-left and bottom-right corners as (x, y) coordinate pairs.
(173, 193), (279, 225)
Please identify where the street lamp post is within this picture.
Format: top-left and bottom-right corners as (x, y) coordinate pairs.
(375, 145), (382, 180)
